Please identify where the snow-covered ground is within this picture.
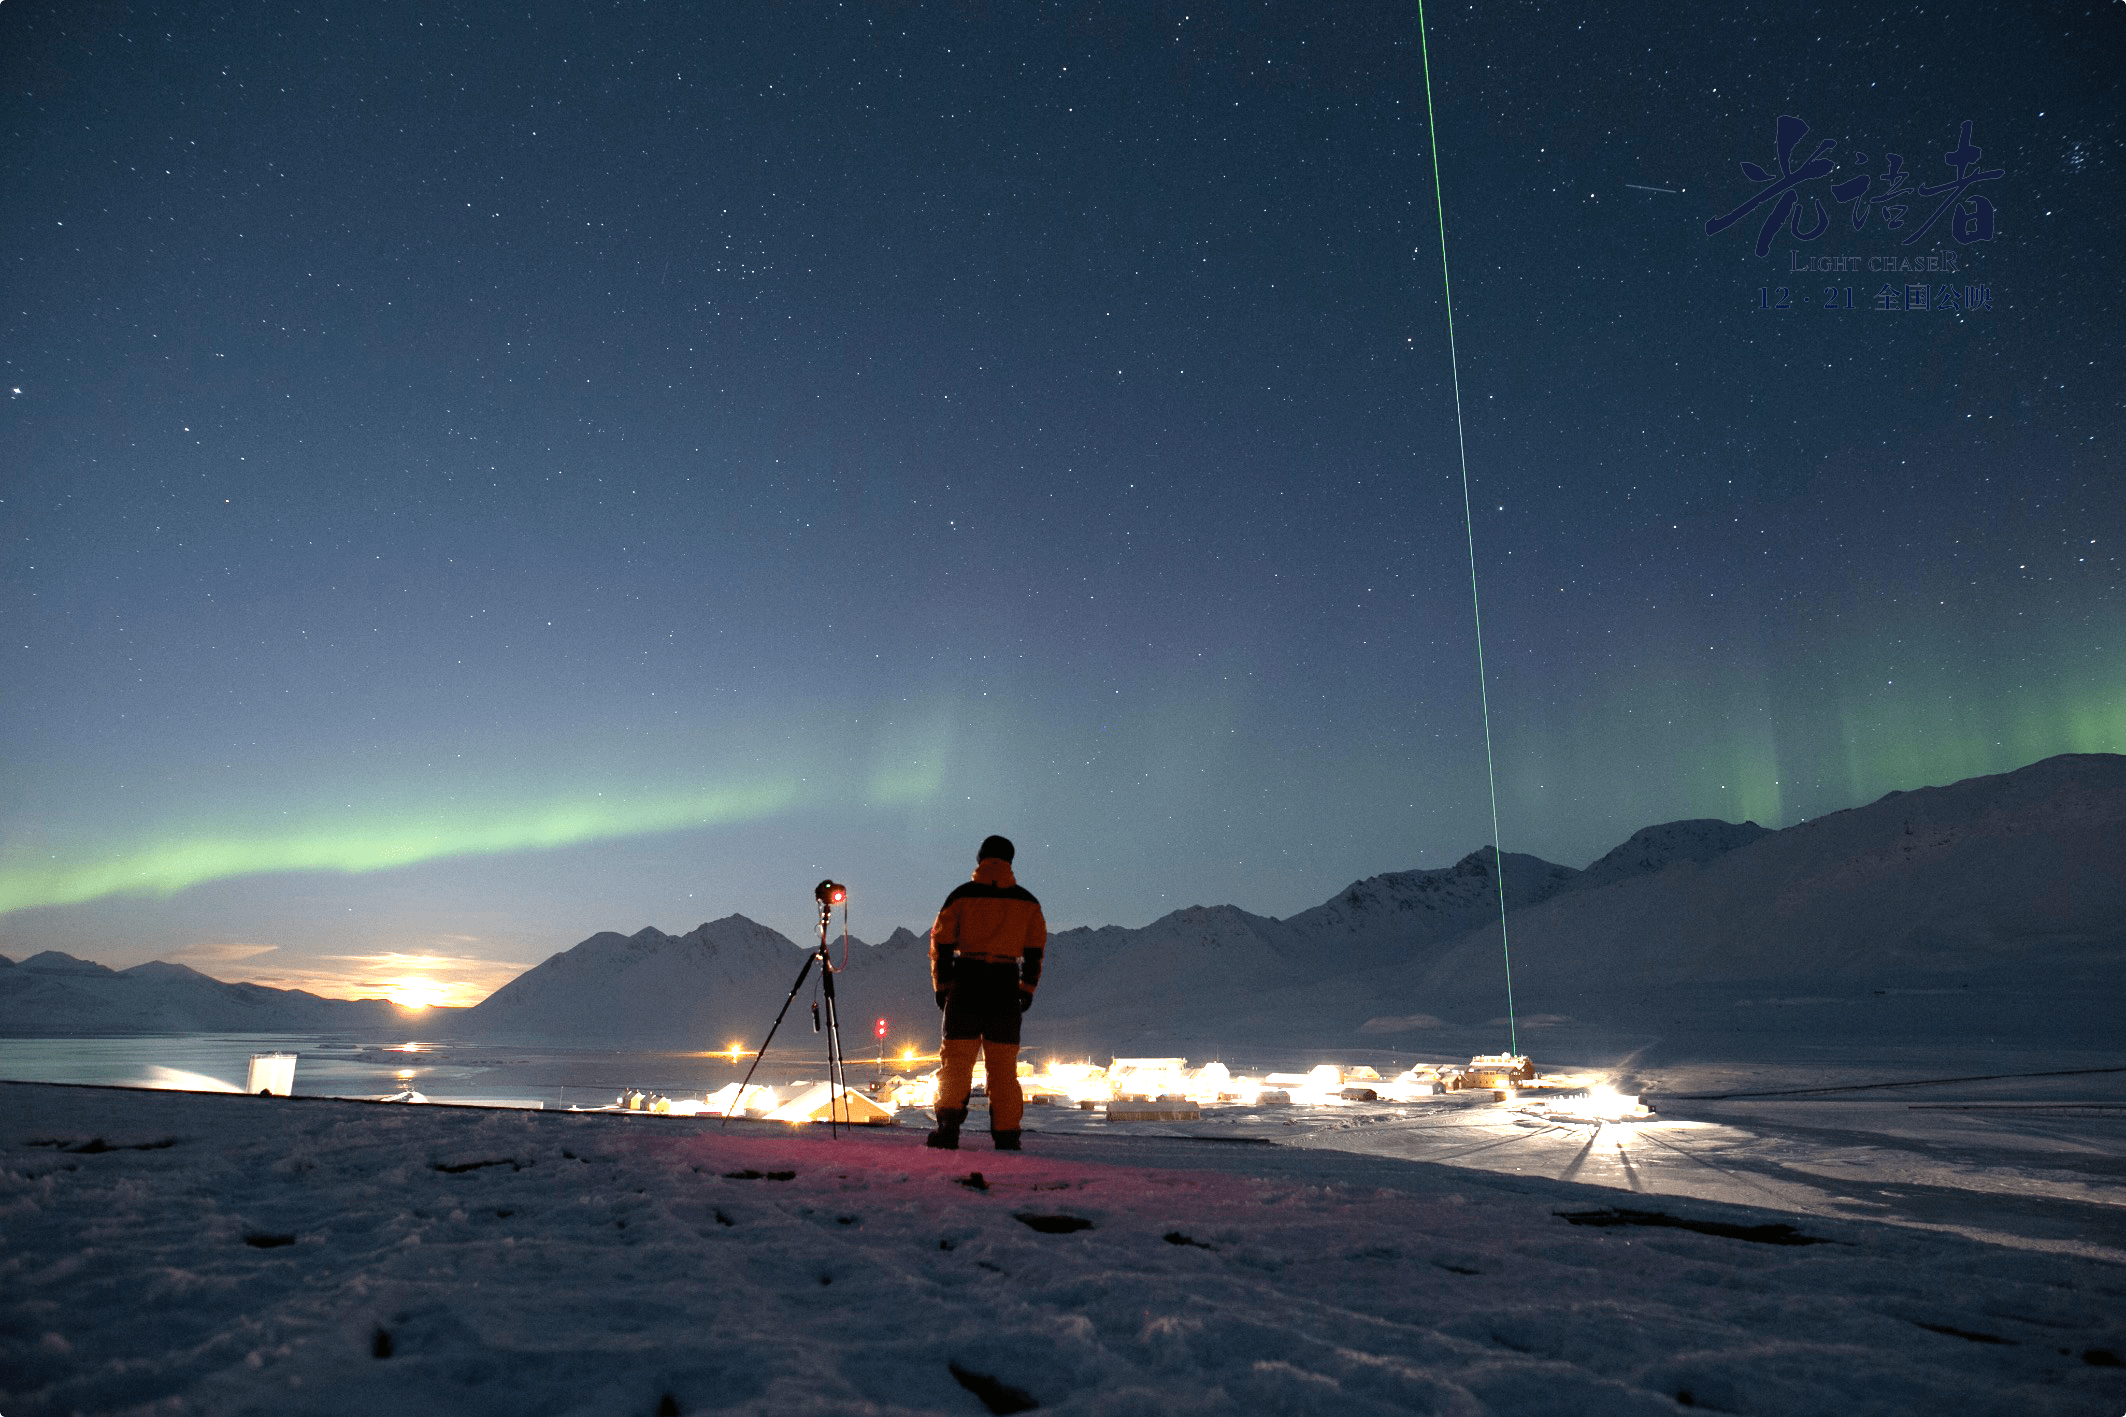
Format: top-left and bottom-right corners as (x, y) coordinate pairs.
(4, 1074), (2122, 1416)
(1283, 1071), (2126, 1264)
(3, 756), (2119, 1410)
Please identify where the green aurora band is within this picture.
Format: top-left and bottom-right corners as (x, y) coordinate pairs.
(2, 673), (2117, 920)
(0, 780), (804, 916)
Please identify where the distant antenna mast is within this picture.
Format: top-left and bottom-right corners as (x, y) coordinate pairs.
(1416, 0), (1518, 1057)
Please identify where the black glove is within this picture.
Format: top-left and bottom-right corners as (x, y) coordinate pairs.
(935, 988), (950, 1010)
(1018, 990), (1034, 1014)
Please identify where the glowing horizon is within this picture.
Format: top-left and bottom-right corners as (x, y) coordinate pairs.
(382, 977), (451, 1011)
(155, 949), (528, 1009)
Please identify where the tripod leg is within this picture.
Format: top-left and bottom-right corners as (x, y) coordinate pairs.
(723, 952), (818, 1126)
(820, 952), (846, 1136)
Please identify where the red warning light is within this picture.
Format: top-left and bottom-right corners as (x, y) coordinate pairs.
(875, 1018), (888, 1039)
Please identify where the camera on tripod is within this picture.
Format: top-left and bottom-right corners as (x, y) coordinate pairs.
(727, 877), (857, 1134)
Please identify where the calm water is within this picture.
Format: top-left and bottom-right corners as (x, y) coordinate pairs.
(0, 1034), (860, 1109)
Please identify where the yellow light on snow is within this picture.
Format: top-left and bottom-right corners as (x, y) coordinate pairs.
(1586, 1084), (1642, 1120)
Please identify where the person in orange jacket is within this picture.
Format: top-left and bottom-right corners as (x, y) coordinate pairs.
(927, 834), (1047, 1151)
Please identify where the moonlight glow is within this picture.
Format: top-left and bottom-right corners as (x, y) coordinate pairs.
(383, 977), (448, 1011)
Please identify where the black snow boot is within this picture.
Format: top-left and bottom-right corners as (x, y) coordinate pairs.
(926, 1108), (967, 1150)
(992, 1130), (1022, 1152)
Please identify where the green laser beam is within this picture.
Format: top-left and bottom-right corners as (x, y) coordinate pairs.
(1417, 0), (1518, 1059)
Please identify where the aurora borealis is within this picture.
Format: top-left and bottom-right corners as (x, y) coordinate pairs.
(2, 3), (2119, 1003)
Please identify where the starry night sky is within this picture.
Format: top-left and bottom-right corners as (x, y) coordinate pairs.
(3, 3), (2120, 1005)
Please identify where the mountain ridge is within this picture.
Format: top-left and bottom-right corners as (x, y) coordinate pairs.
(0, 951), (420, 1036)
(5, 754), (2119, 1048)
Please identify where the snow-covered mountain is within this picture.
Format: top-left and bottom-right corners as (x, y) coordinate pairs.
(1307, 752), (2126, 1052)
(449, 915), (943, 1048)
(8, 755), (2119, 1055)
(0, 951), (416, 1036)
(1564, 818), (1773, 894)
(1425, 753), (2120, 989)
(987, 754), (2125, 1055)
(1031, 904), (1309, 1052)
(1278, 847), (1583, 974)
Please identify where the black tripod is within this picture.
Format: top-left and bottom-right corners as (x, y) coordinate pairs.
(726, 880), (851, 1135)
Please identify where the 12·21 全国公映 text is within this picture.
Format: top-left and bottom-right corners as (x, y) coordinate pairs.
(1755, 282), (1993, 312)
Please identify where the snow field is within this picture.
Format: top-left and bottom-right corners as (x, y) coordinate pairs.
(3, 1082), (2123, 1415)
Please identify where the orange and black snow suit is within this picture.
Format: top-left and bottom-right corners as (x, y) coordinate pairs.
(930, 858), (1046, 1132)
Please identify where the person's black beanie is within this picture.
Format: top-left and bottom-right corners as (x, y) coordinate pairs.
(977, 834), (1015, 863)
